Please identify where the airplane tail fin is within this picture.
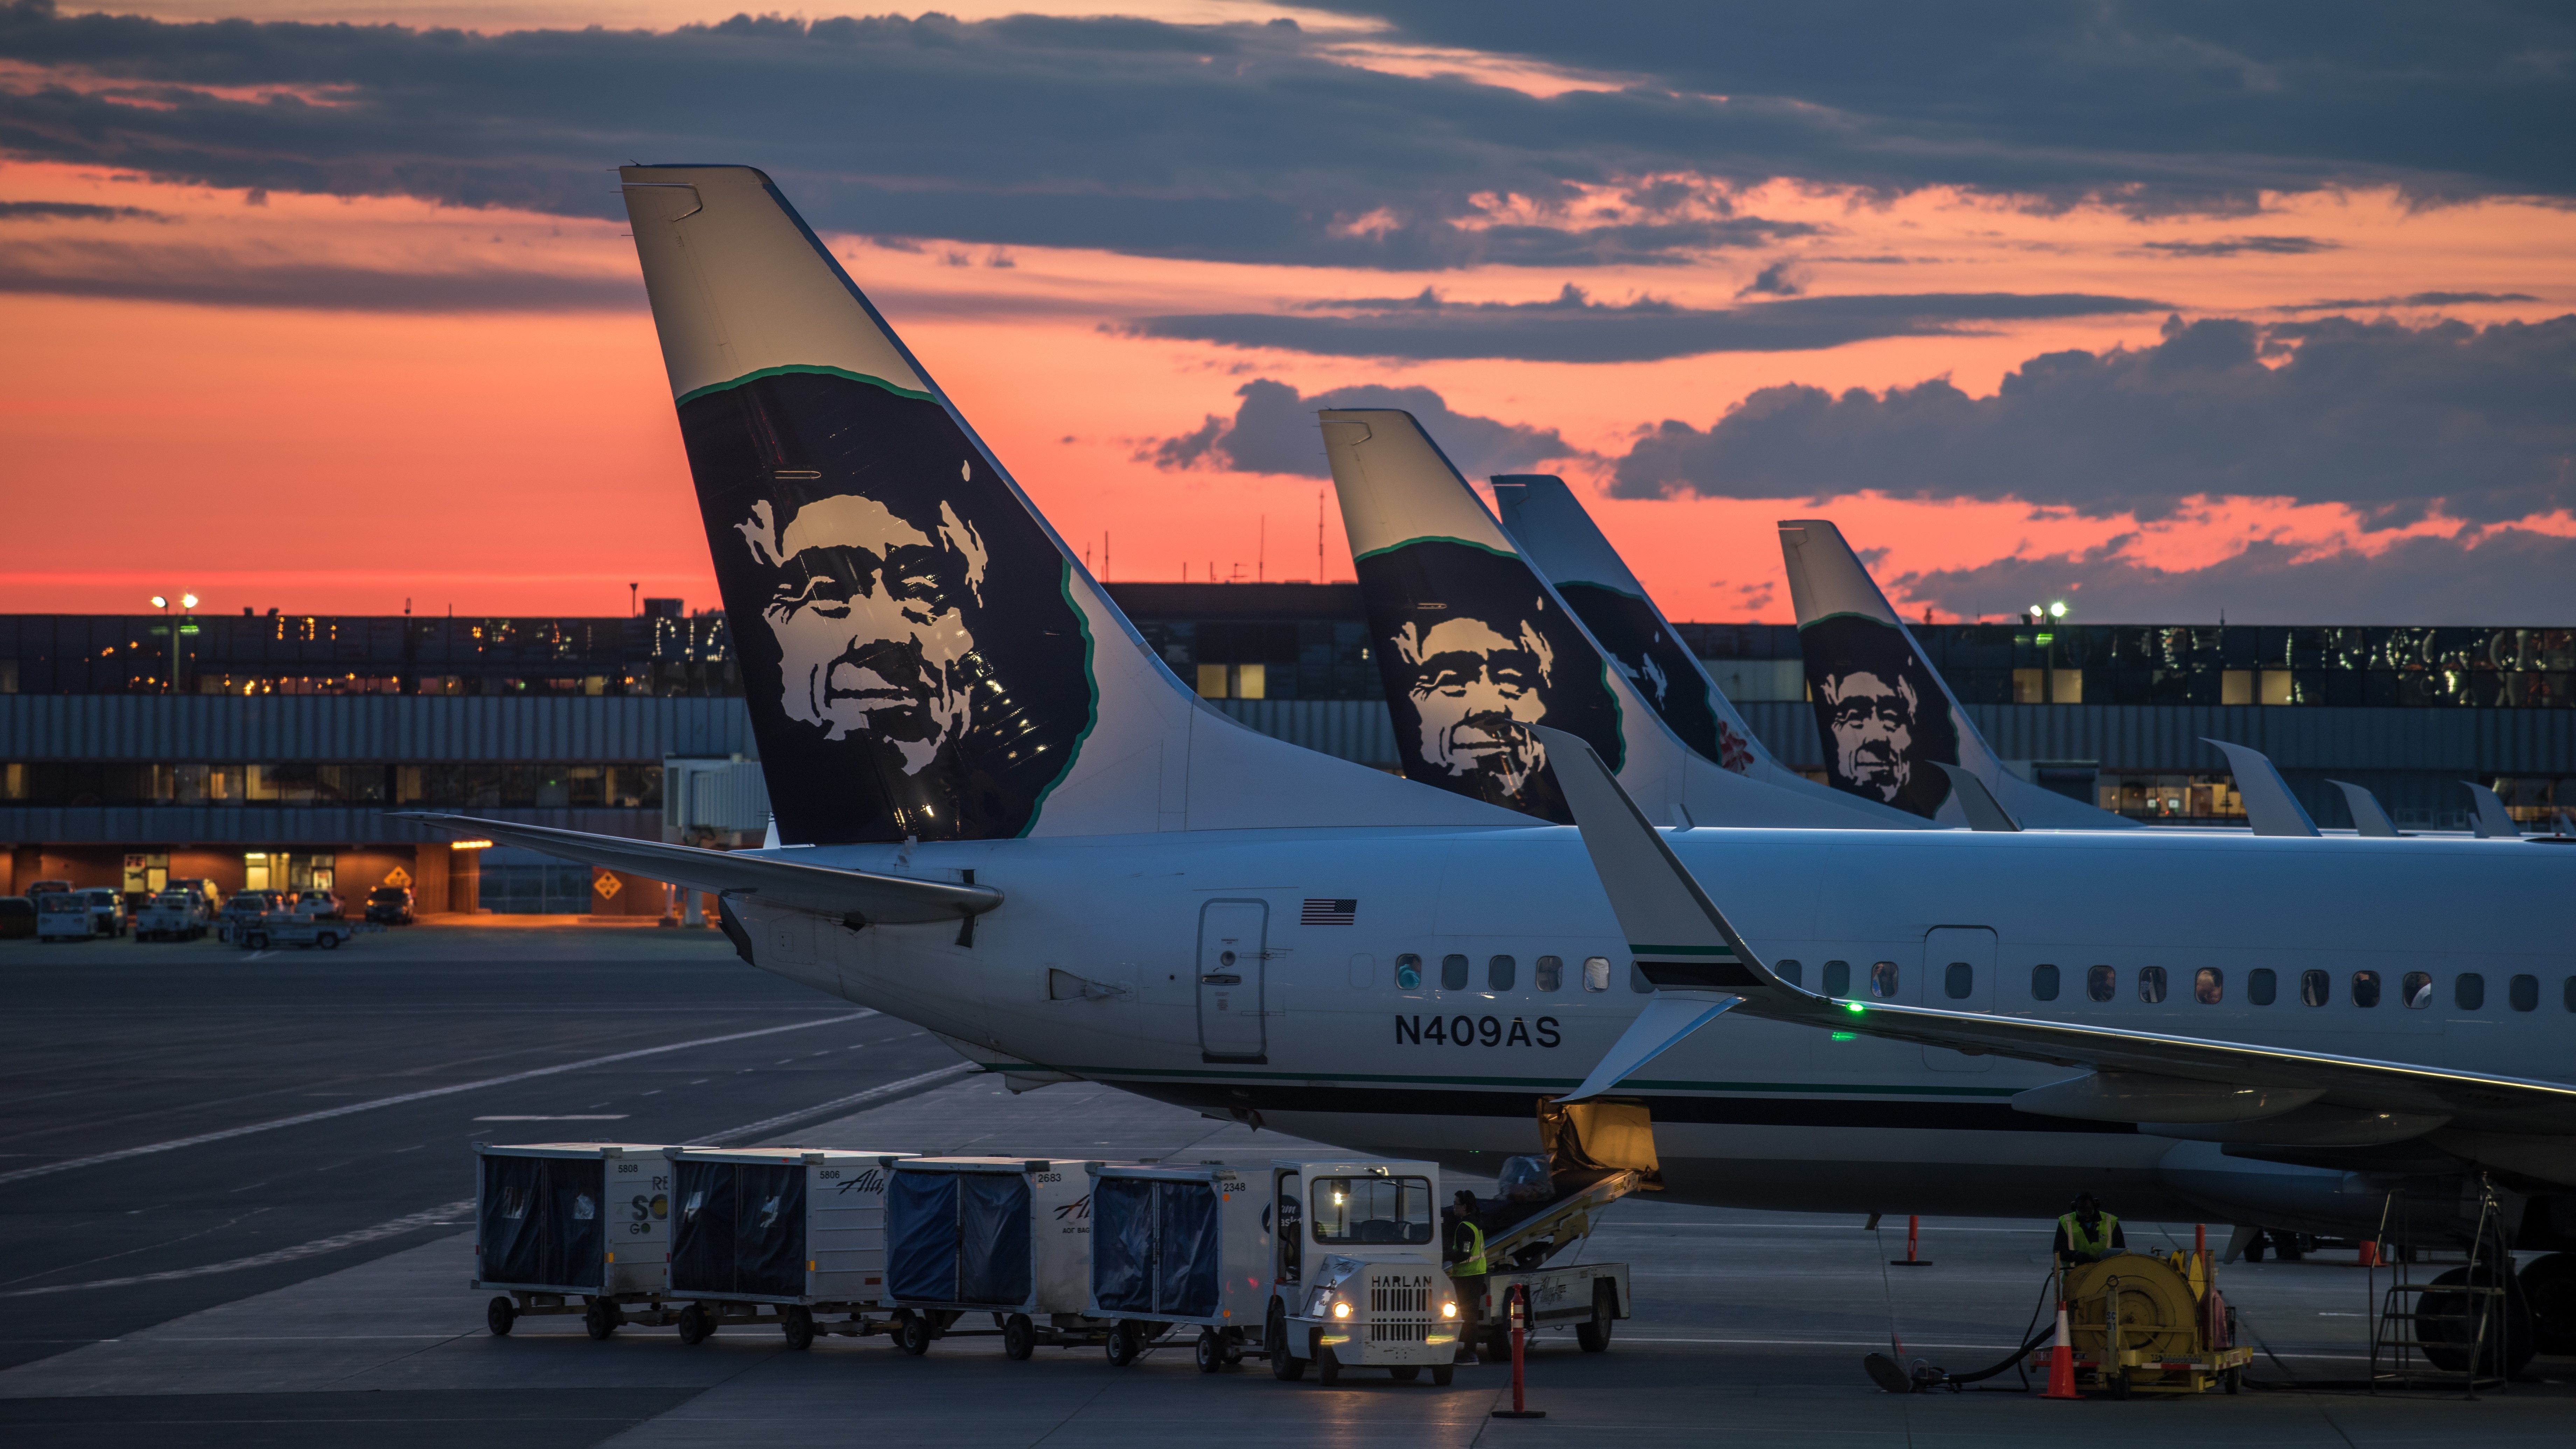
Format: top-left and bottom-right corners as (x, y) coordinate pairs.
(619, 167), (1511, 842)
(1491, 476), (1918, 827)
(1777, 519), (2132, 829)
(1319, 411), (1622, 822)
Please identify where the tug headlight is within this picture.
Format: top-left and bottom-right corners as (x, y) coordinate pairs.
(1330, 1300), (1352, 1320)
(1441, 1300), (1458, 1319)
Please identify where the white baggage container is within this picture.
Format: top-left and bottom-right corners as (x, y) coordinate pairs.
(883, 1156), (1108, 1358)
(1086, 1162), (1271, 1366)
(664, 1147), (914, 1350)
(472, 1142), (674, 1340)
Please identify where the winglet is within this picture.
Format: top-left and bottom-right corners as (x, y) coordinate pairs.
(2465, 781), (2522, 838)
(1532, 725), (1820, 1101)
(2202, 739), (2320, 837)
(2328, 780), (2400, 838)
(1934, 763), (2021, 832)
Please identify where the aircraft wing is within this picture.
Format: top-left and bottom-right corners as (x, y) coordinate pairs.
(1530, 728), (2576, 1138)
(392, 813), (1000, 925)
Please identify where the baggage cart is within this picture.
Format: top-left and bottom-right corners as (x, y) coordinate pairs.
(884, 1156), (1109, 1358)
(1088, 1161), (1275, 1371)
(472, 1142), (675, 1339)
(664, 1146), (915, 1349)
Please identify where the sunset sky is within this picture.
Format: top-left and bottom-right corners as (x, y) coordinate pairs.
(4, 1), (2572, 623)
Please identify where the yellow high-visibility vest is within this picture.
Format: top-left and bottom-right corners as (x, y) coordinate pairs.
(1454, 1222), (1488, 1276)
(2059, 1211), (2119, 1258)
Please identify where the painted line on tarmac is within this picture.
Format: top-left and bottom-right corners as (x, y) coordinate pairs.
(0, 1199), (477, 1298)
(0, 1011), (879, 1186)
(697, 1062), (981, 1145)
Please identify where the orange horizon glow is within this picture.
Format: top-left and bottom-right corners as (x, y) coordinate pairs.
(4, 151), (2572, 623)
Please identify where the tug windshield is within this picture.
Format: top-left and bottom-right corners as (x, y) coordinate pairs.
(1309, 1175), (1433, 1245)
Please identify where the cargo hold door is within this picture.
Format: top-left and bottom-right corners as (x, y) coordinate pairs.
(1196, 899), (1269, 1063)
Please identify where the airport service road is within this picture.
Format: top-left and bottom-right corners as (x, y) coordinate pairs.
(1, 1074), (2568, 1449)
(0, 924), (967, 1372)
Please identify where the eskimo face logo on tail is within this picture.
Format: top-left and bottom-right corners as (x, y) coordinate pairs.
(1393, 614), (1554, 798)
(681, 369), (1092, 844)
(1357, 540), (1620, 823)
(1553, 582), (1736, 772)
(1799, 615), (1957, 819)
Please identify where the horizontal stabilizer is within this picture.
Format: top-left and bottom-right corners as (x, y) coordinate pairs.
(393, 813), (997, 924)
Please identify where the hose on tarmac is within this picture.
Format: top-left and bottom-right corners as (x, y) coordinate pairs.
(1861, 1269), (2060, 1394)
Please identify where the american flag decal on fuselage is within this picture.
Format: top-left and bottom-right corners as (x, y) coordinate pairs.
(1301, 898), (1357, 925)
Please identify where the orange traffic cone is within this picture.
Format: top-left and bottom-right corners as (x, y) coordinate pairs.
(2040, 1300), (2080, 1400)
(2358, 1239), (2382, 1268)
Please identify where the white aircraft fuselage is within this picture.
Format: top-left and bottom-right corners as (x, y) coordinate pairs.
(728, 822), (2568, 1234)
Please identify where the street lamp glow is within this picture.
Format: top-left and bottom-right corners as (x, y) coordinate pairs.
(180, 593), (198, 610)
(2049, 601), (2068, 620)
(150, 595), (167, 609)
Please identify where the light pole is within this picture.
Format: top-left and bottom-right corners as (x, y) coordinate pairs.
(149, 593), (197, 693)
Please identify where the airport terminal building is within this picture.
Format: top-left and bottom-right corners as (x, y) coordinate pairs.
(2, 587), (2569, 910)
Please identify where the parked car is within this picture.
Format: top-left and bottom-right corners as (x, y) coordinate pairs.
(170, 878), (223, 920)
(35, 892), (97, 941)
(217, 890), (287, 941)
(135, 891), (211, 941)
(77, 888), (127, 937)
(26, 879), (72, 898)
(0, 897), (33, 940)
(294, 890), (344, 919)
(364, 886), (416, 925)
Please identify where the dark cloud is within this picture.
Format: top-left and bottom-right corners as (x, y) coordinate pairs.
(1892, 528), (2576, 626)
(1735, 259), (1805, 297)
(2273, 290), (2543, 312)
(1147, 377), (1579, 478)
(1294, 1), (2576, 209)
(2138, 235), (2339, 257)
(0, 239), (641, 310)
(1131, 285), (2168, 362)
(0, 199), (169, 221)
(1610, 313), (2576, 524)
(0, 0), (2562, 278)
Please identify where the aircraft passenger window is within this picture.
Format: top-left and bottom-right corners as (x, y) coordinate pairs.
(2194, 968), (2223, 1004)
(1943, 962), (1973, 1000)
(2510, 974), (2539, 1012)
(1774, 960), (1802, 988)
(1394, 954), (1422, 990)
(1582, 956), (1611, 992)
(2085, 965), (2116, 1002)
(2351, 971), (2381, 1008)
(2248, 968), (2276, 1006)
(1441, 954), (1469, 991)
(1488, 955), (1516, 992)
(1869, 961), (1900, 999)
(2300, 969), (2330, 1007)
(2030, 964), (2060, 1002)
(2564, 976), (2576, 1013)
(1534, 955), (1563, 992)
(2401, 972), (2433, 1009)
(2137, 966), (2168, 1004)
(2455, 972), (2484, 1010)
(1631, 962), (1654, 994)
(1822, 960), (1851, 997)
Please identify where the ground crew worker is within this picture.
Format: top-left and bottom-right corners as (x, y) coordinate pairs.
(1444, 1188), (1489, 1364)
(2054, 1192), (2125, 1266)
